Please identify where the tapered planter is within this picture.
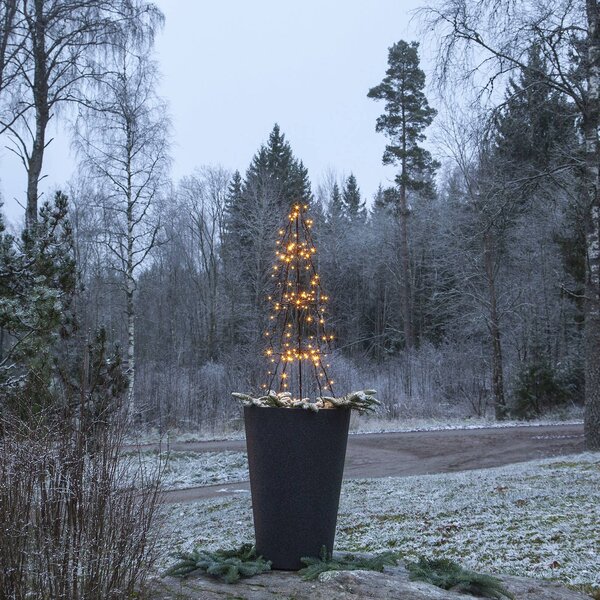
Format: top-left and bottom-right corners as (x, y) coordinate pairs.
(244, 406), (350, 570)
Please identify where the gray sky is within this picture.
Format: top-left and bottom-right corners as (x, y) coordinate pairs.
(0, 0), (426, 225)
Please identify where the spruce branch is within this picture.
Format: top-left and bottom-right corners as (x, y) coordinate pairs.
(299, 546), (398, 581)
(320, 390), (380, 414)
(165, 544), (271, 584)
(406, 557), (515, 599)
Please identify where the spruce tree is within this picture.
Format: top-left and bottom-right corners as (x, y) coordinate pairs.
(494, 45), (575, 177)
(372, 184), (395, 214)
(491, 46), (582, 412)
(368, 40), (437, 349)
(290, 160), (312, 206)
(223, 126), (314, 347)
(265, 123), (295, 202)
(244, 124), (311, 209)
(328, 182), (345, 224)
(342, 174), (366, 223)
(223, 170), (245, 246)
(244, 147), (271, 205)
(221, 170), (246, 347)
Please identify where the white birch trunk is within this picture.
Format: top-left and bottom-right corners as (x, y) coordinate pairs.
(126, 128), (136, 417)
(126, 260), (135, 416)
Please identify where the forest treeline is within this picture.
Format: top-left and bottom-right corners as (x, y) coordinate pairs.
(127, 104), (583, 428)
(0, 0), (598, 447)
(81, 50), (584, 428)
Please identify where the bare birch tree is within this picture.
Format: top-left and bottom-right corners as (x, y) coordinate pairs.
(73, 38), (170, 415)
(0, 0), (21, 97)
(0, 0), (162, 232)
(177, 167), (230, 361)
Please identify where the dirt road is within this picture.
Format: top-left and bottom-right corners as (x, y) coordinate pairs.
(156, 423), (584, 503)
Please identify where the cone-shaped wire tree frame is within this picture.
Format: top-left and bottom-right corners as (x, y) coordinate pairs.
(262, 203), (335, 400)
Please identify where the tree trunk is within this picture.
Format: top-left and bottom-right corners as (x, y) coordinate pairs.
(126, 269), (135, 415)
(26, 0), (50, 231)
(207, 267), (217, 361)
(0, 0), (18, 94)
(484, 231), (507, 420)
(584, 0), (600, 450)
(585, 300), (600, 449)
(126, 144), (136, 416)
(399, 179), (414, 350)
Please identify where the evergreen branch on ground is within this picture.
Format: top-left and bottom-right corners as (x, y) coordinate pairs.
(299, 546), (398, 581)
(165, 544), (271, 584)
(406, 557), (515, 599)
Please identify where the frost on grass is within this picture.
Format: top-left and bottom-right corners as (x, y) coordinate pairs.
(131, 450), (248, 490)
(155, 453), (600, 588)
(157, 498), (254, 571)
(125, 414), (584, 444)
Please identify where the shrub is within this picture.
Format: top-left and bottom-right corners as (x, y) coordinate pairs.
(512, 361), (569, 419)
(0, 336), (163, 600)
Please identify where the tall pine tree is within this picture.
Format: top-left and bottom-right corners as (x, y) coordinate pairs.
(368, 40), (437, 349)
(0, 192), (77, 416)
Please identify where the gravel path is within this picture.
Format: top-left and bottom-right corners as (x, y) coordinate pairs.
(143, 423), (584, 503)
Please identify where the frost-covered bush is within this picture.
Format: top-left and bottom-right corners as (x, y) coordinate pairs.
(135, 342), (500, 432)
(328, 345), (491, 420)
(136, 358), (246, 433)
(0, 338), (162, 600)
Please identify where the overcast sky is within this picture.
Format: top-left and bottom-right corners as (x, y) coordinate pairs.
(0, 0), (428, 225)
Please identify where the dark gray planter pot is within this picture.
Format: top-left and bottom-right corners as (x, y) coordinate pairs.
(244, 406), (350, 570)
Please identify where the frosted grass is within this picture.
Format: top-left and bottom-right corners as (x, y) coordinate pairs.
(156, 453), (600, 588)
(131, 450), (248, 490)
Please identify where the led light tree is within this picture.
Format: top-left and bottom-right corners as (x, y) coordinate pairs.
(235, 202), (379, 571)
(263, 203), (335, 400)
(233, 202), (379, 412)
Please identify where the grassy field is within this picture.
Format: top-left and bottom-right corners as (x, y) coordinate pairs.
(155, 452), (600, 594)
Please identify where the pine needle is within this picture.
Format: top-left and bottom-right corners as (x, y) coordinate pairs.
(165, 543), (271, 584)
(406, 557), (515, 599)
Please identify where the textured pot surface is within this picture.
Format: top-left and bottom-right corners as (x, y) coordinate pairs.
(244, 406), (350, 570)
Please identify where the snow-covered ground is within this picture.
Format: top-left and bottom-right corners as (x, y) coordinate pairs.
(128, 412), (584, 445)
(129, 450), (248, 489)
(155, 452), (600, 590)
(348, 414), (584, 435)
(128, 415), (583, 492)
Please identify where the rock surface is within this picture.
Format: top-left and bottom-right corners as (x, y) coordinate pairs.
(151, 563), (590, 599)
